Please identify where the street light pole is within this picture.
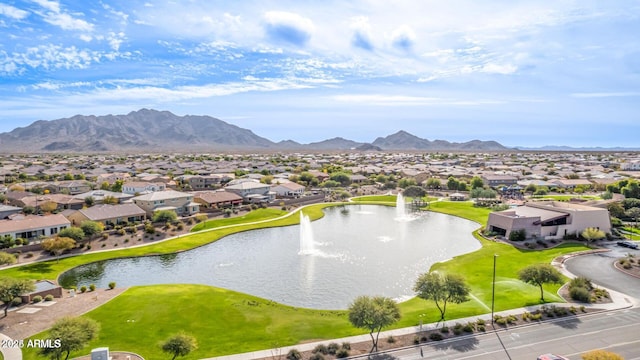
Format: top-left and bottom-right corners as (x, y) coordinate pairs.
(491, 254), (498, 326)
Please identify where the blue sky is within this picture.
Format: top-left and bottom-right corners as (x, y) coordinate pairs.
(1, 0), (639, 148)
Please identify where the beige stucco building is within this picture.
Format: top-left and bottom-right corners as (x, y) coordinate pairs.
(487, 201), (611, 240)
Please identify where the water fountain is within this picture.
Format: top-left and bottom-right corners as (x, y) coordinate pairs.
(395, 192), (408, 220)
(299, 212), (316, 255)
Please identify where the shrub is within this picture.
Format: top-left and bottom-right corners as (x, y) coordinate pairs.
(32, 295), (43, 303)
(440, 326), (449, 333)
(286, 349), (302, 360)
(102, 233), (109, 240)
(309, 354), (324, 360)
(341, 342), (351, 350)
(116, 229), (125, 236)
(495, 317), (507, 326)
(569, 276), (593, 291)
(463, 322), (475, 332)
(476, 318), (486, 326)
(108, 282), (116, 289)
(25, 252), (34, 258)
(509, 229), (526, 241)
(477, 324), (486, 332)
(570, 287), (591, 302)
(327, 342), (340, 354)
(386, 335), (396, 343)
(413, 336), (420, 344)
(429, 332), (444, 341)
(312, 344), (328, 355)
(506, 315), (518, 324)
(530, 313), (542, 320)
(85, 244), (91, 250)
(336, 349), (350, 358)
(12, 297), (22, 306)
(89, 284), (96, 292)
(44, 294), (54, 301)
(80, 286), (87, 293)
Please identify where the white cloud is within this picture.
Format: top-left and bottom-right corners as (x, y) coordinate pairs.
(481, 63), (517, 75)
(0, 4), (30, 19)
(331, 94), (505, 106)
(32, 0), (60, 13)
(390, 25), (416, 51)
(350, 16), (374, 51)
(263, 11), (314, 46)
(42, 11), (94, 32)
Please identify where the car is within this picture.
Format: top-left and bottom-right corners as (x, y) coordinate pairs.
(617, 240), (639, 249)
(537, 354), (569, 360)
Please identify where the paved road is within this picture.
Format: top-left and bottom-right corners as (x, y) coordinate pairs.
(564, 244), (640, 300)
(367, 308), (640, 360)
(365, 247), (640, 360)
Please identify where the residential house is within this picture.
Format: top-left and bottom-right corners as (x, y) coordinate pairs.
(132, 190), (200, 217)
(225, 181), (274, 203)
(0, 205), (22, 219)
(486, 201), (611, 240)
(621, 160), (640, 171)
(67, 204), (146, 227)
(551, 179), (593, 189)
(8, 193), (84, 211)
(0, 214), (70, 240)
(481, 175), (519, 188)
(55, 180), (92, 195)
(271, 182), (305, 198)
(193, 190), (243, 209)
(74, 190), (134, 204)
(122, 181), (166, 195)
(96, 172), (131, 184)
(176, 174), (229, 190)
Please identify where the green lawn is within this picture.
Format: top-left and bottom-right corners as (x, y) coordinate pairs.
(190, 208), (287, 232)
(9, 199), (592, 359)
(20, 285), (360, 360)
(351, 195), (397, 203)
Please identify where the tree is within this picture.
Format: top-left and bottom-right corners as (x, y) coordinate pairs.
(329, 172), (351, 186)
(470, 176), (485, 189)
(100, 181), (111, 190)
(41, 237), (76, 261)
(84, 196), (95, 207)
(39, 201), (58, 213)
(40, 316), (100, 360)
(403, 185), (426, 198)
(161, 332), (198, 360)
(607, 202), (626, 219)
(525, 183), (537, 195)
(581, 350), (624, 360)
(0, 251), (17, 266)
(80, 221), (104, 238)
(413, 272), (470, 322)
(102, 195), (118, 205)
(22, 205), (36, 215)
(518, 264), (563, 301)
(153, 210), (178, 224)
(447, 177), (459, 191)
(581, 227), (606, 242)
(110, 179), (124, 192)
(58, 227), (85, 242)
(398, 178), (417, 189)
(425, 178), (441, 191)
(348, 296), (400, 354)
(0, 277), (34, 316)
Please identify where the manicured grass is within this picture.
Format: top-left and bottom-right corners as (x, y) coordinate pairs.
(428, 200), (492, 224)
(10, 200), (592, 359)
(190, 208), (287, 232)
(352, 195), (397, 202)
(20, 285), (360, 360)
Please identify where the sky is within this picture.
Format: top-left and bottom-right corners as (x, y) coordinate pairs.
(1, 0), (639, 148)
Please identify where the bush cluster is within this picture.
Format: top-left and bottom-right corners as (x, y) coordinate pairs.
(568, 276), (596, 303)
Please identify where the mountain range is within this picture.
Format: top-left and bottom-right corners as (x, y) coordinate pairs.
(0, 109), (510, 153)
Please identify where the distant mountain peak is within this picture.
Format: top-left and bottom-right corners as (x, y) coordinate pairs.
(0, 109), (510, 152)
